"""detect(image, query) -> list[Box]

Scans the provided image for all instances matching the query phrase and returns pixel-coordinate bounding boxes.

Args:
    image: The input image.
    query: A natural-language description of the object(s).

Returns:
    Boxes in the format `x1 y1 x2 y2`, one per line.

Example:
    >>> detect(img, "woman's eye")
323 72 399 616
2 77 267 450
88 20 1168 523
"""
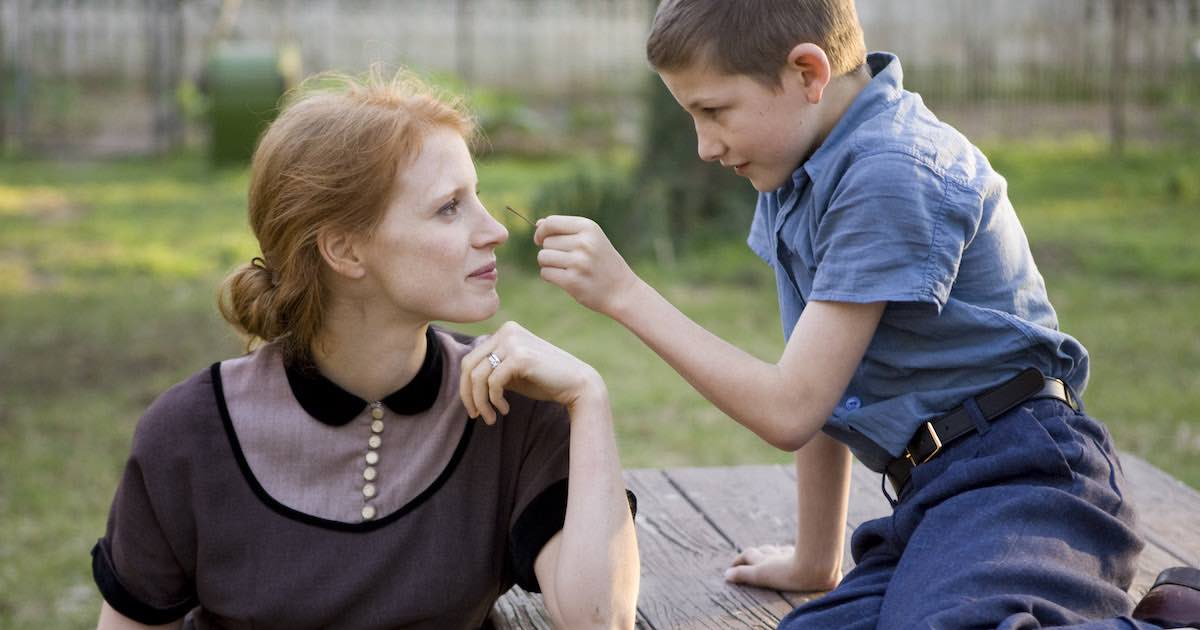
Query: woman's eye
437 199 460 216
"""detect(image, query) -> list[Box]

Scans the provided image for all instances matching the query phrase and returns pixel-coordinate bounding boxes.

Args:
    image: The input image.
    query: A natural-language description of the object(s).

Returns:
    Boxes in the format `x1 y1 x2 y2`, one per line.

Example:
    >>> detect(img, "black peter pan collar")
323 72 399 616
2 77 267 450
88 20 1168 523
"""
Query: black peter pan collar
284 327 444 426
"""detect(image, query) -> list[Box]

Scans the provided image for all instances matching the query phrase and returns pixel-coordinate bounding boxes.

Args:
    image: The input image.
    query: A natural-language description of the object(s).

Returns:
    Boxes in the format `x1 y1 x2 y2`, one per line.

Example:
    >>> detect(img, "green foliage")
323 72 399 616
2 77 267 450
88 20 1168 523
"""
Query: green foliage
507 163 642 266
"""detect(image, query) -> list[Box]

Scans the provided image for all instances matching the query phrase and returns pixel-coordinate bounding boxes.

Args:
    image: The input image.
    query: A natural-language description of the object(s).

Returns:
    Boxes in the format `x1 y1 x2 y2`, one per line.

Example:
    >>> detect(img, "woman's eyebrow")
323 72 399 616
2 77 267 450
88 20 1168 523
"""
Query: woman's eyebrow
428 182 471 206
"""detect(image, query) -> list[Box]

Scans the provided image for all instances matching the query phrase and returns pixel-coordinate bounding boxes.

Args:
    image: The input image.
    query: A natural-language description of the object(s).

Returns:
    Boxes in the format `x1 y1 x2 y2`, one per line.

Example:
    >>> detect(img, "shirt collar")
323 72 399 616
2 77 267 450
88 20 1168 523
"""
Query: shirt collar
284 327 444 426
795 51 905 184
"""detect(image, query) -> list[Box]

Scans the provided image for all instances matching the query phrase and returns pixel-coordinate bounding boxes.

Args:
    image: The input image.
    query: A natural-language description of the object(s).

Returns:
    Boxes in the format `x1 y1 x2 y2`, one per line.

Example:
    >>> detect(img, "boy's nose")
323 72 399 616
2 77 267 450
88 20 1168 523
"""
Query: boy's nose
696 129 724 162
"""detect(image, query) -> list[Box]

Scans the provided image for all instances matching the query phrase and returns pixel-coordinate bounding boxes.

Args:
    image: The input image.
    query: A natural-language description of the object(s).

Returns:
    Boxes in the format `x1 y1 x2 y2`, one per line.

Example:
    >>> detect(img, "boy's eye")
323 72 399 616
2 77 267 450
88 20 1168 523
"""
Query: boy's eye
701 106 721 117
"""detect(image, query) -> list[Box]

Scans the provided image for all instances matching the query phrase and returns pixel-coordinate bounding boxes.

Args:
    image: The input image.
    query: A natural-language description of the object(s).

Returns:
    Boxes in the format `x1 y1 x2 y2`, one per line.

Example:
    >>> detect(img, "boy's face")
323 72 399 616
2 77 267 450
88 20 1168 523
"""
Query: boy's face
659 62 823 193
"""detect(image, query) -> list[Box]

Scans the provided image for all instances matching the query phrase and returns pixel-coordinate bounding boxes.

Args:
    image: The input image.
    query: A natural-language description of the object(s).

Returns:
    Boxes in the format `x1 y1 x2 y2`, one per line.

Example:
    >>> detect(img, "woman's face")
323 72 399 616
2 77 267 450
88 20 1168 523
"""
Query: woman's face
357 126 508 325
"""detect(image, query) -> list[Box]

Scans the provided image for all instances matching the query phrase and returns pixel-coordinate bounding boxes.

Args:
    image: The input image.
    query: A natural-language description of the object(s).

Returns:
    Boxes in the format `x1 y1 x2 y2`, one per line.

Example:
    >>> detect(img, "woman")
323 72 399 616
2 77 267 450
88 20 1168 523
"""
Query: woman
92 70 639 629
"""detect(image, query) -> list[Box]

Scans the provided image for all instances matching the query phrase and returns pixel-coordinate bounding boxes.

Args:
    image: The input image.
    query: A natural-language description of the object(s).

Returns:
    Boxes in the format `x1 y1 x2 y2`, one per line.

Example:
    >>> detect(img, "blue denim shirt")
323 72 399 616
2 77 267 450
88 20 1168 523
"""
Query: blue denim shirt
748 53 1089 471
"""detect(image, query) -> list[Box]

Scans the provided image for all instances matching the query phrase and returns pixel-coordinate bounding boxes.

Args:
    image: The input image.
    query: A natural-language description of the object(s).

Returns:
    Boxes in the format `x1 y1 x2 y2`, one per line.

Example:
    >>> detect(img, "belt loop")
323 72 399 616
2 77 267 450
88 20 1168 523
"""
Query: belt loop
1065 382 1084 413
963 396 990 435
880 473 898 508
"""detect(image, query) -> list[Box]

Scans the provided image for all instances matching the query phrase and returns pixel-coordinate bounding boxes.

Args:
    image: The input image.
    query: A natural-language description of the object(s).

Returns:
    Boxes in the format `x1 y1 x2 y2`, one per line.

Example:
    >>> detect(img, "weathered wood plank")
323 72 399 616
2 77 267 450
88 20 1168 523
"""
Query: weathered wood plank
1120 453 1200 568
664 465 824 609
626 468 796 629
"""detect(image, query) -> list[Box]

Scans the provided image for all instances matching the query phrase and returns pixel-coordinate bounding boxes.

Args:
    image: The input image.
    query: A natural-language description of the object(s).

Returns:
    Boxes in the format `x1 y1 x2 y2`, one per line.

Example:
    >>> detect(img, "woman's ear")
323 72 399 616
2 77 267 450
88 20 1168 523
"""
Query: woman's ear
317 229 368 280
785 43 832 104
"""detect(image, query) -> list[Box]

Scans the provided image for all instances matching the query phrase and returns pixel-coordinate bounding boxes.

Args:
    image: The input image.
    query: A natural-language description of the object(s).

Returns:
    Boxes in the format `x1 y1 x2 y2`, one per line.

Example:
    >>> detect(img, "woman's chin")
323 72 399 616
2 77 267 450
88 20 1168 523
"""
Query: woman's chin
439 297 500 324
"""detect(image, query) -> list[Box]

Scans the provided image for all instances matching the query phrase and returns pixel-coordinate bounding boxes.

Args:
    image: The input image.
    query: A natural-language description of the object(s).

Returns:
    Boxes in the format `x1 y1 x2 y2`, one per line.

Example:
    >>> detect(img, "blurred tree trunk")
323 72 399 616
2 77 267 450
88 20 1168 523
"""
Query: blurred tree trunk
1110 0 1131 155
148 0 185 154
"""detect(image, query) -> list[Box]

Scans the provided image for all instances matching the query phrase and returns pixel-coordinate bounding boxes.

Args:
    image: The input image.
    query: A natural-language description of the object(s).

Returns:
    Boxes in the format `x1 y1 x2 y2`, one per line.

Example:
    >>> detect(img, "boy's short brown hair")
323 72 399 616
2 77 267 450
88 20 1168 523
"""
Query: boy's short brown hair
646 0 867 86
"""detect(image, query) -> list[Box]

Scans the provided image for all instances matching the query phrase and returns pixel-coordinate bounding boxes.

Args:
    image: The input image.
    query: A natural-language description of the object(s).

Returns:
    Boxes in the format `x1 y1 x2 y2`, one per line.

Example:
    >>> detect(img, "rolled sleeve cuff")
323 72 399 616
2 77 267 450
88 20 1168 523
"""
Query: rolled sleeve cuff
508 479 638 593
91 539 195 625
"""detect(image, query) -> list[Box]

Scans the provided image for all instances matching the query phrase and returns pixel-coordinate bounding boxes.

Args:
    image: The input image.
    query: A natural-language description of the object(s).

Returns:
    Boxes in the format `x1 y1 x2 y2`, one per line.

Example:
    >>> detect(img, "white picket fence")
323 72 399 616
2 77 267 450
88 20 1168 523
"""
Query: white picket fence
2 0 1198 155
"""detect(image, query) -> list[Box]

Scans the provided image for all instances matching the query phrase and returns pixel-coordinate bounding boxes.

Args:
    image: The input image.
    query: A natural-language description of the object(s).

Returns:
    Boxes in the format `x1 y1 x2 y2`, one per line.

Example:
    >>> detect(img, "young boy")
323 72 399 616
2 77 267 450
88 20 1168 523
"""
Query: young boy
523 0 1200 628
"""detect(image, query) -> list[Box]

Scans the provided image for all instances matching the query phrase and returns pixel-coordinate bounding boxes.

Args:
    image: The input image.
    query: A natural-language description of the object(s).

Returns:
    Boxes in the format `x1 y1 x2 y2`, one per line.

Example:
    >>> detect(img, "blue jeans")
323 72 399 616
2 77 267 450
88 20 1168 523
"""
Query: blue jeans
779 399 1161 629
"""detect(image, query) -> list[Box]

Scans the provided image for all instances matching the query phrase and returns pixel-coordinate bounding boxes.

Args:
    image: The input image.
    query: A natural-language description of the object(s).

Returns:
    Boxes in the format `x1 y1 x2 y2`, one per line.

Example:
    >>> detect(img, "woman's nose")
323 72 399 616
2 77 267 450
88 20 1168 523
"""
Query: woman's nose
475 205 509 248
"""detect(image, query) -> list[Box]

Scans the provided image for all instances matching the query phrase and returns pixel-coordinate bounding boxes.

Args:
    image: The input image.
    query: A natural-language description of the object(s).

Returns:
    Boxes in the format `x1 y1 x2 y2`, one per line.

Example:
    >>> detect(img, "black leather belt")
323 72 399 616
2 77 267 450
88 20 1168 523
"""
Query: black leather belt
884 368 1078 496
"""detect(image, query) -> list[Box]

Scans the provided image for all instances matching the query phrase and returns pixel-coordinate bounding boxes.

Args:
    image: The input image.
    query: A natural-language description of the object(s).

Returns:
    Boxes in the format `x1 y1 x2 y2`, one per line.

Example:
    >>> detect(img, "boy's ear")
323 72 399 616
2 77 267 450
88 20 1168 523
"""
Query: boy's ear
784 43 832 103
317 229 368 280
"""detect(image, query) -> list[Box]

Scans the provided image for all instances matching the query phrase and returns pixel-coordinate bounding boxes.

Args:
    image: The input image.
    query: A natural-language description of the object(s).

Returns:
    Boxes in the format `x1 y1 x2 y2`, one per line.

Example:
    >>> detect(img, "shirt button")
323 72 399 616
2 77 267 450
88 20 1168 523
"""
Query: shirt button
365 451 379 466
363 466 377 481
371 406 384 419
361 505 376 521
362 483 377 498
844 396 862 411
368 435 382 449
370 420 384 434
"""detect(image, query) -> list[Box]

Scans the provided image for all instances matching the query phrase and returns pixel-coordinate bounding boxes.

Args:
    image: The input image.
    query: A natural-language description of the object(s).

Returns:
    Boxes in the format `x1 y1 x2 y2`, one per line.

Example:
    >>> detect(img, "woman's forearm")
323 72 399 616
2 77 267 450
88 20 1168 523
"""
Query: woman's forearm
97 602 184 630
545 381 639 629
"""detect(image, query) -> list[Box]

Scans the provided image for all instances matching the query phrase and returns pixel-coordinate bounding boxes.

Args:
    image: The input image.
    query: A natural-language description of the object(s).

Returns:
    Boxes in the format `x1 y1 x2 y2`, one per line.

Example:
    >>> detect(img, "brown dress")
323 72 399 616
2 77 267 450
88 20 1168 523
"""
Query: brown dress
92 326 629 629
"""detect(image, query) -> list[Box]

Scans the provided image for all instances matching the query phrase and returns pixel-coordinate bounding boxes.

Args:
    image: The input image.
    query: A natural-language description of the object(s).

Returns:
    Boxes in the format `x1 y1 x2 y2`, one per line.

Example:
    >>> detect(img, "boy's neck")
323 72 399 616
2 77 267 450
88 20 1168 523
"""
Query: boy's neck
812 65 873 151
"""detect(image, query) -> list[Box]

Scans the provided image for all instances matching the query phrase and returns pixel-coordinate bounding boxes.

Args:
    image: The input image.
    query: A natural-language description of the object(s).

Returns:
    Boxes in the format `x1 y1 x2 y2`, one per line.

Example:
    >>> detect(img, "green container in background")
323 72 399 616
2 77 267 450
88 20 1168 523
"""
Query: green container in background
206 43 284 165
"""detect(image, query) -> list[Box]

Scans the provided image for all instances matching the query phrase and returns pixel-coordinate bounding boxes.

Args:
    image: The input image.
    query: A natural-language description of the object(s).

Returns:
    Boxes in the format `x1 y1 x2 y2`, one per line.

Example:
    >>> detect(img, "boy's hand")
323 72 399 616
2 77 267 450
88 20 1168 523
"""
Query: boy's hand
534 215 639 317
725 544 842 593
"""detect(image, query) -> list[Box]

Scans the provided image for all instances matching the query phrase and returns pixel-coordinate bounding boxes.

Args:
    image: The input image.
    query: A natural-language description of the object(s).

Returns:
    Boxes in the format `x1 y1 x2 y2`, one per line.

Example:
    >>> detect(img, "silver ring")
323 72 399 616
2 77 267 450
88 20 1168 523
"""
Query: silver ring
486 352 502 369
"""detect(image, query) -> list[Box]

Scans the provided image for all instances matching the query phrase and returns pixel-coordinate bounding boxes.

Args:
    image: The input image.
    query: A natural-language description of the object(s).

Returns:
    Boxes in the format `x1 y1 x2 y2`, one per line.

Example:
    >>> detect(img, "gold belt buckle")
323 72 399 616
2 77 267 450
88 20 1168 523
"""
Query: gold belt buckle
903 421 943 467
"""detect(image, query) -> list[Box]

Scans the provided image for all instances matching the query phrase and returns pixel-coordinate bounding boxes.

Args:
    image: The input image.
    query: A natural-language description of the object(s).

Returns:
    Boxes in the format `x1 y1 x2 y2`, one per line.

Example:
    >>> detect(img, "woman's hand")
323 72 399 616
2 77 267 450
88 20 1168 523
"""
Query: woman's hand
534 215 641 318
724 544 842 593
459 321 603 424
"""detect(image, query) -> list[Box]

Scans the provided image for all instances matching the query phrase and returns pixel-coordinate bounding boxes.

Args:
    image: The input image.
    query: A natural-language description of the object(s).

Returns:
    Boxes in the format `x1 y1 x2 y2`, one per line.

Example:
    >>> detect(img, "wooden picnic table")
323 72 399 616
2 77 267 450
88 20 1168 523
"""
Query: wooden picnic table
492 454 1200 629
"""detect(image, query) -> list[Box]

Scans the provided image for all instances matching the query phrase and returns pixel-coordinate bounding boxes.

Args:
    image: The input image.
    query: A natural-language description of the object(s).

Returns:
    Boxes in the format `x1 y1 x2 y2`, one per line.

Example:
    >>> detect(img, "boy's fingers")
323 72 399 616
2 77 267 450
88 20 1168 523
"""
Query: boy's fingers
539 233 584 253
724 564 759 584
537 248 575 270
737 547 766 566
535 215 595 240
539 266 575 291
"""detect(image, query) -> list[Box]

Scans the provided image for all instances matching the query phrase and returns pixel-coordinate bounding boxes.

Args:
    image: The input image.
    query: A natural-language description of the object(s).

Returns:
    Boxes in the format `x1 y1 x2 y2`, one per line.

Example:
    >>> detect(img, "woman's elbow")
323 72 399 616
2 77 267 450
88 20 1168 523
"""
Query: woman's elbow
556 604 636 630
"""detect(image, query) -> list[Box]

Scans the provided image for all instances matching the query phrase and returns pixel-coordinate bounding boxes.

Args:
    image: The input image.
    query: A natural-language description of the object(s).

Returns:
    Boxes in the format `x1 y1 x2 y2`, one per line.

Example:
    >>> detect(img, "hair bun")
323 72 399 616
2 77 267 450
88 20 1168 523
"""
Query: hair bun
219 258 284 345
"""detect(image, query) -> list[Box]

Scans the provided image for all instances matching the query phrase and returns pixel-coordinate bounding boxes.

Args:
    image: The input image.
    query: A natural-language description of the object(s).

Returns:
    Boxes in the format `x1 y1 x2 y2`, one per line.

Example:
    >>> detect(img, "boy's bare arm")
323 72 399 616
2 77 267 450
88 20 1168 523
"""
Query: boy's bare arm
534 215 884 451
727 434 851 591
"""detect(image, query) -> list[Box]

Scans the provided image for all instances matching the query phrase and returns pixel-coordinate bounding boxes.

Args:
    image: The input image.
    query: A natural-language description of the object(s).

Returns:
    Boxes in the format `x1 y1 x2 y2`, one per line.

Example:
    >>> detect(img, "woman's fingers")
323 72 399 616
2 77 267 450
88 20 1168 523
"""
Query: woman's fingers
459 335 495 419
486 357 514 416
469 356 498 424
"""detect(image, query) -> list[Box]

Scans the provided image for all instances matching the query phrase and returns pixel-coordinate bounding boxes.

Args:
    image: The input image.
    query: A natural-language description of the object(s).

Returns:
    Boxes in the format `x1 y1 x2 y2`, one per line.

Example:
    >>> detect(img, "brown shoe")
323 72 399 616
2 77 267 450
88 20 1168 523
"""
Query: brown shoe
1132 567 1200 628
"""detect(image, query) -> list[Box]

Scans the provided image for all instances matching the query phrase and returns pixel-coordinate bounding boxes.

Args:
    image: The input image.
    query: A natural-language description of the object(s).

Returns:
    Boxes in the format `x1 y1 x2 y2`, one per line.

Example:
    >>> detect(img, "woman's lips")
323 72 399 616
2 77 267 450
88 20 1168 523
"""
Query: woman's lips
469 262 497 280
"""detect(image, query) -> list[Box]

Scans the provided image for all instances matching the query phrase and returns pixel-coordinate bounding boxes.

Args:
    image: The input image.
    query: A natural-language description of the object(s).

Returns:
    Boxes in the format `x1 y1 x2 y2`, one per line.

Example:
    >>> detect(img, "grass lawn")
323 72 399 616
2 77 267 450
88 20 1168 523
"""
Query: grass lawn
1 142 1198 627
